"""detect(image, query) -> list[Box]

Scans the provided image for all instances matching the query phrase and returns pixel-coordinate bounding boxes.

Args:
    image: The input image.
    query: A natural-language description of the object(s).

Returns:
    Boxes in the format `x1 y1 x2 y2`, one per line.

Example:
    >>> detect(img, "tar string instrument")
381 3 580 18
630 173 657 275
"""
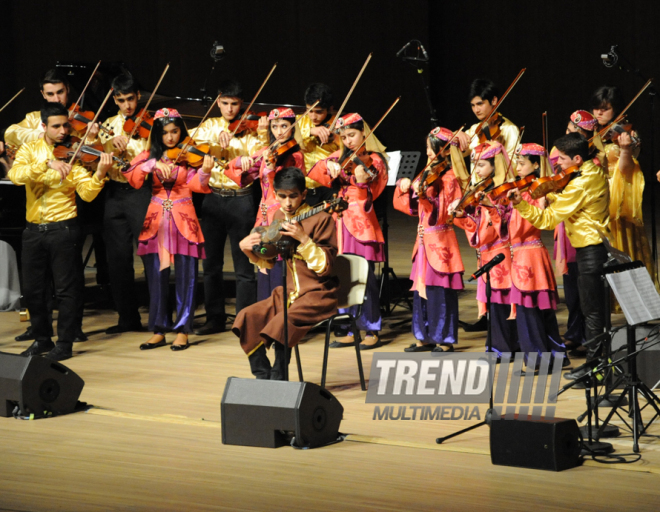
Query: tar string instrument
251 196 348 259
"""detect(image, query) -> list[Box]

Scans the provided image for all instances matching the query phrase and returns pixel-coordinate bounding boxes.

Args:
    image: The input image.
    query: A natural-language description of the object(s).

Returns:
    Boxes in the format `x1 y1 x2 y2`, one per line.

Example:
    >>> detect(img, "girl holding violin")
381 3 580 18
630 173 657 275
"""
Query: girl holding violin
591 86 656 287
450 141 519 357
123 108 213 352
505 143 567 370
224 107 305 301
307 113 389 350
393 127 466 353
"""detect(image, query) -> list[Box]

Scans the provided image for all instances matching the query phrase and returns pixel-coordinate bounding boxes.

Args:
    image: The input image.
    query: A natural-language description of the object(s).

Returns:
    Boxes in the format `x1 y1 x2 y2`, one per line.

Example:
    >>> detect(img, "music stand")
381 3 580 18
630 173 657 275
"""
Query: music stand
597 262 660 452
378 151 420 317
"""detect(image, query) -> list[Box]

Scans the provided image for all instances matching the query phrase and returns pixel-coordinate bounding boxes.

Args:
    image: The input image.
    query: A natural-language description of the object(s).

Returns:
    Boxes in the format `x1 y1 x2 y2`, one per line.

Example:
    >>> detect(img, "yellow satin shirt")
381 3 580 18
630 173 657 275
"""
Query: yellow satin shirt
99 113 150 182
514 160 610 248
297 114 340 189
190 117 268 190
4 110 94 150
8 138 106 223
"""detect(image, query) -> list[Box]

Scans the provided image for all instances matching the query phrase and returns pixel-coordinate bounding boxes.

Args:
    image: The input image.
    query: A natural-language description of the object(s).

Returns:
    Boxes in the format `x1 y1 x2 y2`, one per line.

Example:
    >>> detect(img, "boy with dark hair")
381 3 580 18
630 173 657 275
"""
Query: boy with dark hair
299 83 339 205
233 167 339 380
5 69 99 150
97 74 151 333
191 79 269 335
8 102 112 361
508 132 610 377
456 78 520 161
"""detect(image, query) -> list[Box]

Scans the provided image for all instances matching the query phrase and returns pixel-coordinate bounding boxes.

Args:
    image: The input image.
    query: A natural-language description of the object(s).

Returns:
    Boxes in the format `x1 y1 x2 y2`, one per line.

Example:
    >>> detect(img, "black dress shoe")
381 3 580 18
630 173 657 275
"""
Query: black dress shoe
193 321 226 336
170 342 190 351
74 330 88 342
564 367 589 380
139 339 167 350
459 316 488 332
44 343 73 362
15 326 36 342
20 340 55 356
105 323 143 335
432 344 455 354
404 343 434 352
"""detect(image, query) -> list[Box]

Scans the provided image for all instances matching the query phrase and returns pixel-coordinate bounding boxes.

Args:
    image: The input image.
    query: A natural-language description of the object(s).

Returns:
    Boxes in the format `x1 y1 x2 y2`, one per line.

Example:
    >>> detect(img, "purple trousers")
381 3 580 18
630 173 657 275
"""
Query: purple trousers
142 253 198 334
342 260 382 334
412 288 459 344
257 259 284 302
486 303 519 356
516 304 566 363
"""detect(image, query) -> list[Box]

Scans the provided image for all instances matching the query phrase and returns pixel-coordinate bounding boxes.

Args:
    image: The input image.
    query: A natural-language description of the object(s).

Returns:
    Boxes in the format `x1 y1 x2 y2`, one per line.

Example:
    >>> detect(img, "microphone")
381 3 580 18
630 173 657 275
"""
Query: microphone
468 253 505 282
419 43 429 62
396 41 412 58
252 243 268 255
601 45 618 68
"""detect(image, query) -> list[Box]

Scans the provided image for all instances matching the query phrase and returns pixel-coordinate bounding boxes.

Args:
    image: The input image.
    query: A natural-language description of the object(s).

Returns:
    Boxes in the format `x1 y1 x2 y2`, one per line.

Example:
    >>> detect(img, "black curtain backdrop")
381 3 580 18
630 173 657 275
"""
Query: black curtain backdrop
2 0 659 190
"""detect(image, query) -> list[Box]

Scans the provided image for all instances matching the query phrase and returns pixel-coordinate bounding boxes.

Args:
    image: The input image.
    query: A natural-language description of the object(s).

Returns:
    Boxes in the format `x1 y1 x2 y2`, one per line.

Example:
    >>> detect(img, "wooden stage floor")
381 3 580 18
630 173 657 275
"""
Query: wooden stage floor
1 206 660 511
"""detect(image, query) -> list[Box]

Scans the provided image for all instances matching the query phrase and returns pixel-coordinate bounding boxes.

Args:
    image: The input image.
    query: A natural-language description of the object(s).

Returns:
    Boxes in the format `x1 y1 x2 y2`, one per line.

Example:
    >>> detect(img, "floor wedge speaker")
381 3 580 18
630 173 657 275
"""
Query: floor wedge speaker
0 353 85 418
221 377 343 448
490 416 581 471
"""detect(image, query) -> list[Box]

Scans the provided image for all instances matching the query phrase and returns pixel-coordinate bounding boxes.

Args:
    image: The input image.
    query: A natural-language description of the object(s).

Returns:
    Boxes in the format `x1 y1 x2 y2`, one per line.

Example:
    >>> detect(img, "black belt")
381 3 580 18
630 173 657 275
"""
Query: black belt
210 186 252 197
26 218 79 232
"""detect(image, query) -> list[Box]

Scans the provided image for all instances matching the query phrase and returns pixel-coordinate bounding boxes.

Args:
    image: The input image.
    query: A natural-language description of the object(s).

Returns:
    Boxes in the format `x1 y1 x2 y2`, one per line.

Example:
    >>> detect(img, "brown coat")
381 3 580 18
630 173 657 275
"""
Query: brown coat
232 207 339 354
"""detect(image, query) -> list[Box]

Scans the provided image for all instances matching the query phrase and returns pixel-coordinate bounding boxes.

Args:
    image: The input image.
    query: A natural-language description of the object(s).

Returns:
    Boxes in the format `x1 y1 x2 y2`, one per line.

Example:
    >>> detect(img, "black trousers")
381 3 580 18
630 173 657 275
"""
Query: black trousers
575 244 608 349
21 219 83 344
103 180 151 326
201 192 257 322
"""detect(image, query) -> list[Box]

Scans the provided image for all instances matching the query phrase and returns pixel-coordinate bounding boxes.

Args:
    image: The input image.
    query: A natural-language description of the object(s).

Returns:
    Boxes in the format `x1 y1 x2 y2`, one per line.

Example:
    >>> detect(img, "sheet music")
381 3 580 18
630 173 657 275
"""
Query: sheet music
606 267 660 325
386 151 402 186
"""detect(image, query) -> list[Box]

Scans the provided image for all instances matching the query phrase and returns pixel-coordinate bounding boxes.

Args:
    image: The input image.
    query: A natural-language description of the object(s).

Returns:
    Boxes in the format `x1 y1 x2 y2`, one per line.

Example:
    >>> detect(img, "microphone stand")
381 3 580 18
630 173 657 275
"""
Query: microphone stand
398 41 439 128
603 46 658 274
436 267 496 443
279 241 293 382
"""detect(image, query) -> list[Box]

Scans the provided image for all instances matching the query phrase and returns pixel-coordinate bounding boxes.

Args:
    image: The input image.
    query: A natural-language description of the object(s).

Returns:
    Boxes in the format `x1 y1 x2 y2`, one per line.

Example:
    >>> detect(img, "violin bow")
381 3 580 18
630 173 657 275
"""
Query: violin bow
339 96 401 172
418 125 465 179
468 68 526 143
594 78 654 141
328 53 373 132
0 88 25 113
229 63 278 138
125 63 171 141
67 88 114 166
503 126 525 180
69 60 102 114
172 92 223 166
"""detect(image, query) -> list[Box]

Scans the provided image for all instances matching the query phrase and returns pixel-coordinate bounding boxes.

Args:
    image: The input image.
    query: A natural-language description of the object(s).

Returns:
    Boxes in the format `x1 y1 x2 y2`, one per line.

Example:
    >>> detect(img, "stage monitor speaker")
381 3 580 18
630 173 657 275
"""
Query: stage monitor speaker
0 352 85 418
221 377 343 448
490 417 581 471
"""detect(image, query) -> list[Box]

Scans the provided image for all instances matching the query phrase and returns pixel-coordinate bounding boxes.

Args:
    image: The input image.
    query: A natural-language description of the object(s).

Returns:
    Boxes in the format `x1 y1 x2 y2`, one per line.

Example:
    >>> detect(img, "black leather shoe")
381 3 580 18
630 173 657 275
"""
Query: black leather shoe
20 340 55 356
404 343 434 352
105 323 143 335
432 344 455 354
74 330 88 342
15 326 36 342
564 367 589 380
170 342 190 351
44 343 73 362
193 320 226 336
139 339 167 350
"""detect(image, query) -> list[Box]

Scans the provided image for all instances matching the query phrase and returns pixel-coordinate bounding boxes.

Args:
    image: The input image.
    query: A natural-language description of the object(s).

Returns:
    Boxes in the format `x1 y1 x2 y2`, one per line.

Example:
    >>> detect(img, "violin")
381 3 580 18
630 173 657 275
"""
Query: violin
526 165 580 199
69 105 114 136
251 196 348 259
604 118 641 148
311 114 338 145
477 112 504 144
418 160 449 199
165 137 223 168
123 109 154 139
228 111 267 134
490 174 536 203
340 148 377 180
452 177 494 215
265 139 299 166
53 136 129 167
